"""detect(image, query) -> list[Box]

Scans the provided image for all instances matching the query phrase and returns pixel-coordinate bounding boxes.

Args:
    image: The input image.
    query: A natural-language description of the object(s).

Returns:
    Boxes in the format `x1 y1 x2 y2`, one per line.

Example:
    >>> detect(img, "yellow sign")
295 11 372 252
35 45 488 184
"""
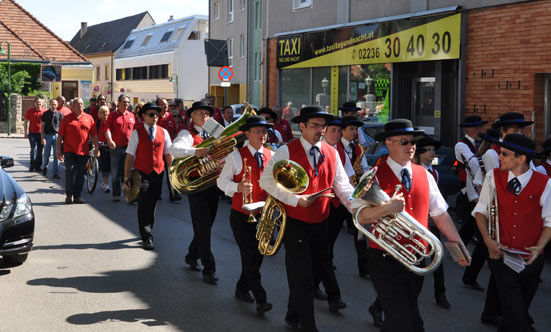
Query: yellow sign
434 110 441 118
330 66 339 115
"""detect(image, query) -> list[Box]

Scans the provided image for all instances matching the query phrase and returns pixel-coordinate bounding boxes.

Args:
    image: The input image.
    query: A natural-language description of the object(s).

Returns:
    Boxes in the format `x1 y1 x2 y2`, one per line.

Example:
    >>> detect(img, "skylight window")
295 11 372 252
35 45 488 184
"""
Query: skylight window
142 35 152 46
123 39 134 49
160 30 174 43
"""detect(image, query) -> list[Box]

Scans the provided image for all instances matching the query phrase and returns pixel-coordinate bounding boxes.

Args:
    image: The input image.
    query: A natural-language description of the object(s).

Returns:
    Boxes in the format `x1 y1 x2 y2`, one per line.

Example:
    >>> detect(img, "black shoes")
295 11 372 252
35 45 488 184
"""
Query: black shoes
435 293 451 309
42 167 47 176
235 290 254 303
143 238 154 251
65 195 73 204
464 281 485 292
359 271 371 279
285 317 304 331
185 257 201 272
314 286 327 300
73 197 85 204
368 304 383 328
202 273 218 285
169 194 182 202
256 302 273 314
53 174 61 179
328 298 347 313
481 313 501 326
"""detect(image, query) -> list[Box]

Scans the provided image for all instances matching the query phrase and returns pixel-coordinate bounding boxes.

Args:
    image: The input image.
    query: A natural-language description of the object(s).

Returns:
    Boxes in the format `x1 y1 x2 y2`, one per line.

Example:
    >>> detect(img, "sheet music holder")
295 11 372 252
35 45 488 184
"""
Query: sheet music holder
444 241 471 263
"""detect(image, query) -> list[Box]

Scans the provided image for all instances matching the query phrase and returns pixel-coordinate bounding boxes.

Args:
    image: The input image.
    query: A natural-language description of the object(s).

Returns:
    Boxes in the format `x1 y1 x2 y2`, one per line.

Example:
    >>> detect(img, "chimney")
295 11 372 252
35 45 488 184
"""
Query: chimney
80 22 88 39
168 15 174 21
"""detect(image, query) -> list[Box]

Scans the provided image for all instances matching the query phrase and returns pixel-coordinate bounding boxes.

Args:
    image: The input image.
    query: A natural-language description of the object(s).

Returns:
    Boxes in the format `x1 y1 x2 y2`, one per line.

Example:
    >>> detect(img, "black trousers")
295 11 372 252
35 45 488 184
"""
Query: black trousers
229 209 267 304
186 185 219 275
327 203 368 275
64 152 88 198
488 255 544 332
459 201 488 284
284 217 341 332
137 171 164 241
428 224 445 295
368 248 425 332
28 132 43 171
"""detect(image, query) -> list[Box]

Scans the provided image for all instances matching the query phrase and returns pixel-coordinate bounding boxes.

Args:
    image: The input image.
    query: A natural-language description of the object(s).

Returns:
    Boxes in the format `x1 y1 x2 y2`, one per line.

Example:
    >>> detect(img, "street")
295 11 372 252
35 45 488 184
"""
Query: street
1 137 550 332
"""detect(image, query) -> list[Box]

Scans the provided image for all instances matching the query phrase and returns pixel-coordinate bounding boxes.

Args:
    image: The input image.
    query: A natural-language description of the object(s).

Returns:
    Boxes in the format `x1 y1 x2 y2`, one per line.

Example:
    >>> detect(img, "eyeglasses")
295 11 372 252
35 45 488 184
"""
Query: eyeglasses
306 122 328 130
390 139 417 146
146 112 159 118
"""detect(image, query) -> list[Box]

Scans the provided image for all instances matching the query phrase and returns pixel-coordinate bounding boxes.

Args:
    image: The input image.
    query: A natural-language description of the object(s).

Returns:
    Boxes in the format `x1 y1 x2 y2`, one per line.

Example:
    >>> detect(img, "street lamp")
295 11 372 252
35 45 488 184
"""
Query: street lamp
170 74 179 99
321 77 329 94
0 41 11 136
365 75 373 95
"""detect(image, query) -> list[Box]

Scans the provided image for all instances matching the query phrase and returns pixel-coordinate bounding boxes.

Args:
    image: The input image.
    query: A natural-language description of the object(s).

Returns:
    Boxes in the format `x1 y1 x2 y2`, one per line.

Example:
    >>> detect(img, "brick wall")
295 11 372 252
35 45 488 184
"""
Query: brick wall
465 0 551 145
266 38 279 107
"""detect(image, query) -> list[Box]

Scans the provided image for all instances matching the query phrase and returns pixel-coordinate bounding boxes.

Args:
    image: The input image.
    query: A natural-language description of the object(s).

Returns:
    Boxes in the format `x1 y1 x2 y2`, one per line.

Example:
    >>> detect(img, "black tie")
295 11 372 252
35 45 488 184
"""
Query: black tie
401 168 412 192
201 130 210 139
507 177 521 195
350 141 356 161
254 151 264 169
149 126 155 141
310 146 321 176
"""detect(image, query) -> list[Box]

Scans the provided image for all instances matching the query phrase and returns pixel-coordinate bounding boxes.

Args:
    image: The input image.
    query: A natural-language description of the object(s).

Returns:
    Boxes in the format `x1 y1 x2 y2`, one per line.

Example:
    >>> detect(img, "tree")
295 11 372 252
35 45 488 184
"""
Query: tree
0 66 31 97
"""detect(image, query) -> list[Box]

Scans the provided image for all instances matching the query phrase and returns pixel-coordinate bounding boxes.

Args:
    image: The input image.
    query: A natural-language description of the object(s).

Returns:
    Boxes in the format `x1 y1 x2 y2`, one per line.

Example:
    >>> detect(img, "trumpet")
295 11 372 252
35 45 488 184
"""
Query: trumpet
488 179 500 242
349 168 444 276
242 158 256 223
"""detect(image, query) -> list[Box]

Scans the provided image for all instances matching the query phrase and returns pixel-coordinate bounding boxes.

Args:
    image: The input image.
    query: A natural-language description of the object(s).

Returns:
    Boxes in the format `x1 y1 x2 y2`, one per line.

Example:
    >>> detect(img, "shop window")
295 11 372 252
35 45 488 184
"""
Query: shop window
312 67 331 112
281 68 310 121
348 64 391 123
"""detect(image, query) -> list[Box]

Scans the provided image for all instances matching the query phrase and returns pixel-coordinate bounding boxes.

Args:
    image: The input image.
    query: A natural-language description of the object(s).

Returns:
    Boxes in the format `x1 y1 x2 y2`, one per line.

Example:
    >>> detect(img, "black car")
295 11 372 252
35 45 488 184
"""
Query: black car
0 156 34 265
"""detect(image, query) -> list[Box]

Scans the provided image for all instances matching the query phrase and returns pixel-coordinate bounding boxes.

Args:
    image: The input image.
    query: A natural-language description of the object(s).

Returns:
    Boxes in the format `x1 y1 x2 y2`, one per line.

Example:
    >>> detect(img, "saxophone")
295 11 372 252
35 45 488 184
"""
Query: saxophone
350 143 365 185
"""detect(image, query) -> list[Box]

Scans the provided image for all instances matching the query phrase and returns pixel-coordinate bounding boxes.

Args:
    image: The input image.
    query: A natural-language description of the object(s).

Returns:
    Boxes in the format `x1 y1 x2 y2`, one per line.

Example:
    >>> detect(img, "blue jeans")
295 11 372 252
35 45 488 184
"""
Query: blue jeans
110 146 127 196
42 134 59 175
28 133 43 171
64 152 88 198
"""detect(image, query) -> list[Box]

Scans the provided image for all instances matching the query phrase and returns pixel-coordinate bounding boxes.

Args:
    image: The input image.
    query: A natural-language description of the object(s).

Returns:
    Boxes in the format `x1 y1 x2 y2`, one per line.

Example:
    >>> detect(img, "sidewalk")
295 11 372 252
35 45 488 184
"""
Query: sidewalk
0 133 25 138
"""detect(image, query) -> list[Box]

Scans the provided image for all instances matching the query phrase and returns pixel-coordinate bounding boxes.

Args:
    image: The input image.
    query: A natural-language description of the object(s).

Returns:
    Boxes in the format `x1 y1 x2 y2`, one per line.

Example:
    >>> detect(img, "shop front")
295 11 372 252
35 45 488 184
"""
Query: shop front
272 10 463 146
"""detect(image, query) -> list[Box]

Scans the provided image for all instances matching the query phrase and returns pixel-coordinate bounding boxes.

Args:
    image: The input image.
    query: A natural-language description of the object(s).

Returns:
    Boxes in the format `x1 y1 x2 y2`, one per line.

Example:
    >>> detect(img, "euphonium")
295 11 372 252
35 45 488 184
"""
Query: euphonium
348 167 444 276
488 177 500 242
242 158 256 223
256 160 309 256
350 143 365 185
170 104 256 194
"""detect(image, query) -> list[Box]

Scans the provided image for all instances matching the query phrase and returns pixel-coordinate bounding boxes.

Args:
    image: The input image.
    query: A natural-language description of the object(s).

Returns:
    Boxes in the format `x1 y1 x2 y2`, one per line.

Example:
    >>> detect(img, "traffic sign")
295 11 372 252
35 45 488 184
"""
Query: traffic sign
218 66 233 81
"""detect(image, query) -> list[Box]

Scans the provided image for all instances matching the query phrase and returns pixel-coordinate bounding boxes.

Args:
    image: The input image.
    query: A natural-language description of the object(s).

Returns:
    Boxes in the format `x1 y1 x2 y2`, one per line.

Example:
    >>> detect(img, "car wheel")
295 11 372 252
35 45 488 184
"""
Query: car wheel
3 254 28 266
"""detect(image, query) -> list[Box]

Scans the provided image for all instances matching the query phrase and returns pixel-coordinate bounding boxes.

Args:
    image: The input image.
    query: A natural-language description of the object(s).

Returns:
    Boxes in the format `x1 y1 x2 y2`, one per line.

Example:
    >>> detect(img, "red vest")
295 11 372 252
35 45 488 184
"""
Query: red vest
370 161 430 251
542 162 551 177
189 129 204 146
333 143 349 208
494 169 546 252
456 137 478 183
231 147 272 215
134 125 166 175
285 140 336 223
337 140 361 164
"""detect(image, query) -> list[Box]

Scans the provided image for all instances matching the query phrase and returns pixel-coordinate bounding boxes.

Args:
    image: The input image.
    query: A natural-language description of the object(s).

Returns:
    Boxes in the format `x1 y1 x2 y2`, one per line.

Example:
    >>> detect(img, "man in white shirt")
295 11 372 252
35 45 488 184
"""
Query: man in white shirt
219 106 234 127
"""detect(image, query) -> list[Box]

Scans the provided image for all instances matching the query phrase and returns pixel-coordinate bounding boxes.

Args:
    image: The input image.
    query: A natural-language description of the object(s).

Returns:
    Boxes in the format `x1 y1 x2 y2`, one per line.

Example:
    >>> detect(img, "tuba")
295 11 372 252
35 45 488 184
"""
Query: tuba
350 144 365 185
255 160 309 256
170 104 256 194
348 167 444 276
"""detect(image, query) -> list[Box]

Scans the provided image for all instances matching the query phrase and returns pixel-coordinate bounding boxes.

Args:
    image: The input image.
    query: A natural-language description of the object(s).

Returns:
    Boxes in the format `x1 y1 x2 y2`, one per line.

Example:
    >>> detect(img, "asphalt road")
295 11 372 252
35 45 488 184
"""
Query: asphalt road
1 138 550 332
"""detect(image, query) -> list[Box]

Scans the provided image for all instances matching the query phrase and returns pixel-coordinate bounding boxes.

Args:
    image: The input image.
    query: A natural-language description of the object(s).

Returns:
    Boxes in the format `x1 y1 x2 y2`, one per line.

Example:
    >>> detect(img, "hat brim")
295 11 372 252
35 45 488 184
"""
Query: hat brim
482 134 499 143
459 121 488 128
258 109 278 121
238 122 274 132
496 140 535 157
417 141 442 151
343 120 364 128
493 120 534 128
291 112 335 124
339 107 361 112
375 129 425 142
139 105 162 115
187 105 215 117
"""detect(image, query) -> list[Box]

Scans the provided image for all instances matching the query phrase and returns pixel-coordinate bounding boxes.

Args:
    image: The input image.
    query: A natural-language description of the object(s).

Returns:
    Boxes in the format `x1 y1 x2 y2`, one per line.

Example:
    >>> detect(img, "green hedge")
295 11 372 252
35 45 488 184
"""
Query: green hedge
0 62 42 96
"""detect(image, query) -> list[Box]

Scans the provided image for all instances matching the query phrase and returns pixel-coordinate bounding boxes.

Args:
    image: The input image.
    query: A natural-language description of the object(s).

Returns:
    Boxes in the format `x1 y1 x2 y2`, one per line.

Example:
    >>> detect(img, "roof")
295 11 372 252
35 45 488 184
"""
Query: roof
115 15 207 59
0 0 88 63
69 12 153 55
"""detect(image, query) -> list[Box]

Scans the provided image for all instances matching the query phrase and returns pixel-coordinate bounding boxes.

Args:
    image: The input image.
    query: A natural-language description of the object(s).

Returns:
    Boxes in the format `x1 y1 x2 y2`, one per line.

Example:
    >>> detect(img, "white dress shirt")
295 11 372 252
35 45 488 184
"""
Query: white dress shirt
341 137 369 172
474 148 499 186
259 136 354 209
472 169 551 227
377 157 449 217
169 125 208 157
455 135 480 198
217 145 273 197
126 124 171 156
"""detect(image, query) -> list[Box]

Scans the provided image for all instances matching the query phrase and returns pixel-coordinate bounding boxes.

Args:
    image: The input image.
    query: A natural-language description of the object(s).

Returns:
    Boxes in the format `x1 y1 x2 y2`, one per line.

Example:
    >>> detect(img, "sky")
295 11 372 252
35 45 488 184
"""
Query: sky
19 0 209 41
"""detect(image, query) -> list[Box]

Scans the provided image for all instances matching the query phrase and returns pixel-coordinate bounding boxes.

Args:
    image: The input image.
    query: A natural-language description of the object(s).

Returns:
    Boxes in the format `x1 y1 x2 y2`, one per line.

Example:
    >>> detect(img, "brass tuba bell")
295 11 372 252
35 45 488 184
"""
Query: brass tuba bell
256 160 309 256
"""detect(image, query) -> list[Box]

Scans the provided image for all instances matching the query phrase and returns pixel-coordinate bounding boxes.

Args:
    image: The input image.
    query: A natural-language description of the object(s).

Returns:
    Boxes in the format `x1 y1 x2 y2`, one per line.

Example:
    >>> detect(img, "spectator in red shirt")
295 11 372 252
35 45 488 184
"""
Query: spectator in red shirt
156 97 181 202
281 101 294 121
24 98 46 172
207 95 223 123
56 98 100 204
97 105 111 193
104 94 136 201
272 105 294 142
56 96 72 117
84 97 98 121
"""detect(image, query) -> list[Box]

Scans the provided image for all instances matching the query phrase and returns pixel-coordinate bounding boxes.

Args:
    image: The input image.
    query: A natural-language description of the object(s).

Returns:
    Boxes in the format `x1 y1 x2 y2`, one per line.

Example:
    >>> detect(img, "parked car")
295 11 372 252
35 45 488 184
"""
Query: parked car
0 156 34 265
231 103 259 121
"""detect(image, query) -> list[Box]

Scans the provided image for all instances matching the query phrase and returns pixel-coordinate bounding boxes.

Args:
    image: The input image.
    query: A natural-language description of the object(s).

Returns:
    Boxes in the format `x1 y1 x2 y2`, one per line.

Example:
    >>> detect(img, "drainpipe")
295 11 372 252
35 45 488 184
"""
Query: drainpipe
263 0 269 107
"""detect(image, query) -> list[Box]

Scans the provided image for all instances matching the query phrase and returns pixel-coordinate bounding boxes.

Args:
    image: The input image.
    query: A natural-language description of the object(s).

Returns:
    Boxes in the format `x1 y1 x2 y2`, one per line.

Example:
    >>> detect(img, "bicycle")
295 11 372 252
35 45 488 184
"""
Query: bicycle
85 144 99 193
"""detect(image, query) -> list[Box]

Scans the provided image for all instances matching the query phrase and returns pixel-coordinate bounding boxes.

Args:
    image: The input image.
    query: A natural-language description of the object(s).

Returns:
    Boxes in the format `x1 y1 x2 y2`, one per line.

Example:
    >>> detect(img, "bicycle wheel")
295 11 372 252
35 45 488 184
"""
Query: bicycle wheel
87 157 99 193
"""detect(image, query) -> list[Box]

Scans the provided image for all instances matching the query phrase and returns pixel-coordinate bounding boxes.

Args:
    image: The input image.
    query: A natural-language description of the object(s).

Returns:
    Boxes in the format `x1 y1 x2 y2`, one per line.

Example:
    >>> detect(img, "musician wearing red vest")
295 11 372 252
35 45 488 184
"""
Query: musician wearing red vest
216 116 274 315
541 138 551 176
259 106 353 332
123 102 172 250
356 119 469 332
169 100 219 285
474 134 551 332
414 136 451 310
257 108 284 146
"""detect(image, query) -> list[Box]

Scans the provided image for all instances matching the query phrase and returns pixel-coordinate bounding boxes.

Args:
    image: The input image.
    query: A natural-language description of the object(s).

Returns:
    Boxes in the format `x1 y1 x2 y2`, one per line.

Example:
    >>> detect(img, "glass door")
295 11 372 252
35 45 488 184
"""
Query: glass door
412 77 438 139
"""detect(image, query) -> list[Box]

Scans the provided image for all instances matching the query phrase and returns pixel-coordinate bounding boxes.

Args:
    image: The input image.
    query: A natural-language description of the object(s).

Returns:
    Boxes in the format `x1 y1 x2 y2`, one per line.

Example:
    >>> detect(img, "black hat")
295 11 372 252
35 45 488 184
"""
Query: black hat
342 116 363 128
482 128 500 143
139 102 161 116
415 136 441 154
459 115 488 128
327 117 345 128
291 105 335 123
238 115 274 131
493 112 534 128
187 101 214 117
374 119 424 141
258 107 278 121
541 138 551 155
497 133 536 157
339 101 361 113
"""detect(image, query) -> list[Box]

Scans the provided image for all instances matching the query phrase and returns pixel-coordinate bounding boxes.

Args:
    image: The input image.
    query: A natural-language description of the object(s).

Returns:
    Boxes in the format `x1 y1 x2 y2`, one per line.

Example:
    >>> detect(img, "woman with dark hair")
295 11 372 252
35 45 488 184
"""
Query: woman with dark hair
97 105 111 193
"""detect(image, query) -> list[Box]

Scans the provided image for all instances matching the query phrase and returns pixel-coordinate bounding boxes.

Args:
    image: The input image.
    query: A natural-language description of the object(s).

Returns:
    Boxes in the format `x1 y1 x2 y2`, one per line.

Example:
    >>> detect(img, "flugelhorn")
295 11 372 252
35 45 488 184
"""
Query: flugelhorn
348 167 443 276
